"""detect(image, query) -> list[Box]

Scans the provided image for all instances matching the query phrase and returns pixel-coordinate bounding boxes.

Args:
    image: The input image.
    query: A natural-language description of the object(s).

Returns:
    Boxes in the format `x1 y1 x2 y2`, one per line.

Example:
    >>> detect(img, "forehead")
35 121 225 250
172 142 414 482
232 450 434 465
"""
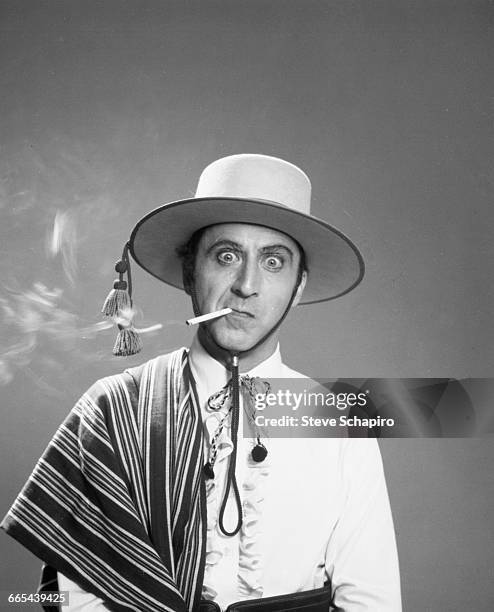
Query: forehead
198 223 300 252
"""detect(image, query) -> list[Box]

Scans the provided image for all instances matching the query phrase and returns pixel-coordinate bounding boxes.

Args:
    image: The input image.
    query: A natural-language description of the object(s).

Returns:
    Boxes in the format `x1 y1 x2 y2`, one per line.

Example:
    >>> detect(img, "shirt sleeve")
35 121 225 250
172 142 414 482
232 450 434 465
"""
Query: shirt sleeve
325 439 402 611
57 572 110 611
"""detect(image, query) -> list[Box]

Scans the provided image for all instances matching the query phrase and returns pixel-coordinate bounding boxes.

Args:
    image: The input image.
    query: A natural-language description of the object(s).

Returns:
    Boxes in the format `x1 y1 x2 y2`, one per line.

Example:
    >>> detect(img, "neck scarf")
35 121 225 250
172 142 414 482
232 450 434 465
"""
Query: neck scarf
1 349 206 612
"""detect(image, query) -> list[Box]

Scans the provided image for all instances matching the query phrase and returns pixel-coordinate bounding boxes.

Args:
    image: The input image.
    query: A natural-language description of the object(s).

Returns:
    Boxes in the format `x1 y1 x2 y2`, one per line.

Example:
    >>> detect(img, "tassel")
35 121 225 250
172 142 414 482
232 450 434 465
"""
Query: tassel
103 243 143 356
101 279 131 317
102 257 130 317
113 325 142 356
251 438 268 462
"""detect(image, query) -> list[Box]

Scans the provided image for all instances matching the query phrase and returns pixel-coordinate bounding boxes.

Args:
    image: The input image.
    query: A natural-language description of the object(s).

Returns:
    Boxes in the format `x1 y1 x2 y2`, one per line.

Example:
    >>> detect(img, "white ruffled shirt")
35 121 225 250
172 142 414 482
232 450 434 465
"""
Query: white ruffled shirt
59 338 402 611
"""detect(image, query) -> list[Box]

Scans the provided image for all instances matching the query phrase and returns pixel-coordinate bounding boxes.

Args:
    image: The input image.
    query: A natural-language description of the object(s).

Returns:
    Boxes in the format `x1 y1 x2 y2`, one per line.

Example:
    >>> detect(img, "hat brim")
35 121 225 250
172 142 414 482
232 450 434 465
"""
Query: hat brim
129 197 365 304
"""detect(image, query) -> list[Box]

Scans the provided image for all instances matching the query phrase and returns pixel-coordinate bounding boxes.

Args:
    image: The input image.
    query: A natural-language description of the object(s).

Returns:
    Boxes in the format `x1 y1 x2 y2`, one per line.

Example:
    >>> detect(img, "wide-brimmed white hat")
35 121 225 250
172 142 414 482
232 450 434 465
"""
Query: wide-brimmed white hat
129 154 364 304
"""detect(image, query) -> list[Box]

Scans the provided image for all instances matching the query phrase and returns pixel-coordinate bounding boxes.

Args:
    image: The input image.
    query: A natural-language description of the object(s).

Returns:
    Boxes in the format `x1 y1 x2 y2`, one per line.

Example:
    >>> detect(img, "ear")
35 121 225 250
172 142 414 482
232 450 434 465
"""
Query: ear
291 270 307 308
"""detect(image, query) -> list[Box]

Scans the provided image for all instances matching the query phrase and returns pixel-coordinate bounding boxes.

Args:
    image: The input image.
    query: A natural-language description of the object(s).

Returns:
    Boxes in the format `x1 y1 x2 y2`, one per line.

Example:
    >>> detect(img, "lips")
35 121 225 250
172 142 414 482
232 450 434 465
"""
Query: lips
228 307 255 319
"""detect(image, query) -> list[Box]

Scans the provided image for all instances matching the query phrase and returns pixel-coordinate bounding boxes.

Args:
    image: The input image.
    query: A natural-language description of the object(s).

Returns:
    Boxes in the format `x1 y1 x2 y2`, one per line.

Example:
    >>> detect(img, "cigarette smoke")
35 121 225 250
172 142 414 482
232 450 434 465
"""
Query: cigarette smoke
48 210 78 285
0 282 113 387
1 142 162 390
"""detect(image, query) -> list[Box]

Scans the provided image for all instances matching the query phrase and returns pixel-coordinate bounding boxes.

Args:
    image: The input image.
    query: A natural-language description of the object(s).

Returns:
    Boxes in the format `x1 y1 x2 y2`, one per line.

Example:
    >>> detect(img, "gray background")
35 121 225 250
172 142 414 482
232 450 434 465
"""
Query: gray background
1 1 493 610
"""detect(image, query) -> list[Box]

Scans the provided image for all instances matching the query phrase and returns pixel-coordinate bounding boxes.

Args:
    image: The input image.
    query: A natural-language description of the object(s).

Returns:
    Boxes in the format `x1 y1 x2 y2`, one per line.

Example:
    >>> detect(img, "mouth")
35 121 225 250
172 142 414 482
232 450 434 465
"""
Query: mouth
228 308 255 319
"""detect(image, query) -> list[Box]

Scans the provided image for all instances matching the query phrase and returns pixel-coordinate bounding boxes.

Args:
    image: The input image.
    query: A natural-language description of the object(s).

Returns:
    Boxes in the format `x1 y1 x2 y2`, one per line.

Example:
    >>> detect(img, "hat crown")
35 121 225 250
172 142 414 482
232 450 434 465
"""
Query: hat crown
129 153 364 304
195 154 311 214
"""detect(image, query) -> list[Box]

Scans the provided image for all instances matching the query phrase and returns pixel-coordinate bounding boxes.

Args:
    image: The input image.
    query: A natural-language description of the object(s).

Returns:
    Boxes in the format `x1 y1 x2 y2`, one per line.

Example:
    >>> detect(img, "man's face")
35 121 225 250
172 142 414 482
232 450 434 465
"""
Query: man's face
192 223 307 353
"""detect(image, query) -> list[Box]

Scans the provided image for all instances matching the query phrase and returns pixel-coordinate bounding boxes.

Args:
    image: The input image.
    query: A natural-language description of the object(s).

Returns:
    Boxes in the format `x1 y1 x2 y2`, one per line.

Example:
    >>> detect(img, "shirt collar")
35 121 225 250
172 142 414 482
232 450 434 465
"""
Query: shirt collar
188 334 283 399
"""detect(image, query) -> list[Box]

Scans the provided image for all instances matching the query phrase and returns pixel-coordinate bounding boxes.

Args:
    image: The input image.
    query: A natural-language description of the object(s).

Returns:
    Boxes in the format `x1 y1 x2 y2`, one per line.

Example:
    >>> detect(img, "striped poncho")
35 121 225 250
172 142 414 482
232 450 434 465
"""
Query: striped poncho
1 349 207 612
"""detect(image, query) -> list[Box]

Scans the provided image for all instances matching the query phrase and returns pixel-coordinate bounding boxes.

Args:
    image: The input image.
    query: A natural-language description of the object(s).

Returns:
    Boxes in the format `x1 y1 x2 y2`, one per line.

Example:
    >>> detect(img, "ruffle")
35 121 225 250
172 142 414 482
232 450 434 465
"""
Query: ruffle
202 373 273 603
201 415 271 602
202 476 221 600
202 413 233 601
237 442 270 599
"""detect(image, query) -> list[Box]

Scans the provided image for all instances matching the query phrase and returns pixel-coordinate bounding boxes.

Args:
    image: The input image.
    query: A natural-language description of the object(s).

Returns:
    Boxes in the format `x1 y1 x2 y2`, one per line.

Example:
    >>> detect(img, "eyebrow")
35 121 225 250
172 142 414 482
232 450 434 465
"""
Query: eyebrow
206 239 295 261
259 244 294 261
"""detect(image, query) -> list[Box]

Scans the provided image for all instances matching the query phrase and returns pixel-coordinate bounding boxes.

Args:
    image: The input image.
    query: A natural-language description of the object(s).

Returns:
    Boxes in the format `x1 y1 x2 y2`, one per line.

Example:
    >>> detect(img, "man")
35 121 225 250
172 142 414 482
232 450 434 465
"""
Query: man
2 155 401 611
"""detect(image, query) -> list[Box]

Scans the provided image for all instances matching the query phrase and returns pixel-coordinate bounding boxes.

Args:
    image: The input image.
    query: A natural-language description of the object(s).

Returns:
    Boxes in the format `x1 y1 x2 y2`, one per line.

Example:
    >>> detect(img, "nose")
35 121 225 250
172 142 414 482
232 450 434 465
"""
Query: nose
231 258 260 299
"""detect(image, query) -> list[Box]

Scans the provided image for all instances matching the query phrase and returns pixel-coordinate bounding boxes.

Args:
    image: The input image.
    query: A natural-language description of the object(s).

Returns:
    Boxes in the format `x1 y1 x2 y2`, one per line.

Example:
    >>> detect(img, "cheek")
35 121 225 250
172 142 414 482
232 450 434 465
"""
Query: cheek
193 265 233 303
263 282 295 314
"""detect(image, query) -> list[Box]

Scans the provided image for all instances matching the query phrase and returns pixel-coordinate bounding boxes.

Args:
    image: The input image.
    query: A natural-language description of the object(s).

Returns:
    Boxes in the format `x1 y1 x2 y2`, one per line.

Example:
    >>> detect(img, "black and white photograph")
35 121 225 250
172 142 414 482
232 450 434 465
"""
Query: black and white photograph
1 2 493 611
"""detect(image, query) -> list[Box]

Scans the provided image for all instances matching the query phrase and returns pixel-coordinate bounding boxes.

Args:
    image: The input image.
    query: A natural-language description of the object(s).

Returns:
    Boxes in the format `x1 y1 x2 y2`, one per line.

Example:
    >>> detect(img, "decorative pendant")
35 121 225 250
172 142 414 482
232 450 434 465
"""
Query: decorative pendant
251 440 268 463
203 462 215 480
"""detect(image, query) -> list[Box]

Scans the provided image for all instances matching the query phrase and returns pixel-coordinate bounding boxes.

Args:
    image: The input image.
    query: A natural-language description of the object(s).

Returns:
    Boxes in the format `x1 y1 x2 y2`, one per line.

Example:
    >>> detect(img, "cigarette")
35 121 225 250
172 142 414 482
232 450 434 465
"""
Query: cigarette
186 308 232 326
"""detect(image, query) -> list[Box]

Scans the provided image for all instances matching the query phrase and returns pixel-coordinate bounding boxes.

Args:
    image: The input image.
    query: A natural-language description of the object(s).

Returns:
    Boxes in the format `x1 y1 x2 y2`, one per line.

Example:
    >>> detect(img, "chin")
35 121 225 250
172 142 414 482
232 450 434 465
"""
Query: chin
211 329 261 353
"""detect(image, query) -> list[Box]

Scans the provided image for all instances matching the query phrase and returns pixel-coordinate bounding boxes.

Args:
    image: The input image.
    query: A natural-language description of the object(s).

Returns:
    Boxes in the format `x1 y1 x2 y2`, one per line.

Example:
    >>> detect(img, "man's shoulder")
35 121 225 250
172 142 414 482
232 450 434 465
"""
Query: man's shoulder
279 362 310 379
279 363 324 393
122 347 187 384
87 348 188 399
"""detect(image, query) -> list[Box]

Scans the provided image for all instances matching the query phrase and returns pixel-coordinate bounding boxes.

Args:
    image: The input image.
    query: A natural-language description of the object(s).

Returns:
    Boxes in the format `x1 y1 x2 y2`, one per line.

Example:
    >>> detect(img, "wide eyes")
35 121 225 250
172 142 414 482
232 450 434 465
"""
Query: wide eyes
263 255 284 271
217 250 240 265
216 250 284 271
